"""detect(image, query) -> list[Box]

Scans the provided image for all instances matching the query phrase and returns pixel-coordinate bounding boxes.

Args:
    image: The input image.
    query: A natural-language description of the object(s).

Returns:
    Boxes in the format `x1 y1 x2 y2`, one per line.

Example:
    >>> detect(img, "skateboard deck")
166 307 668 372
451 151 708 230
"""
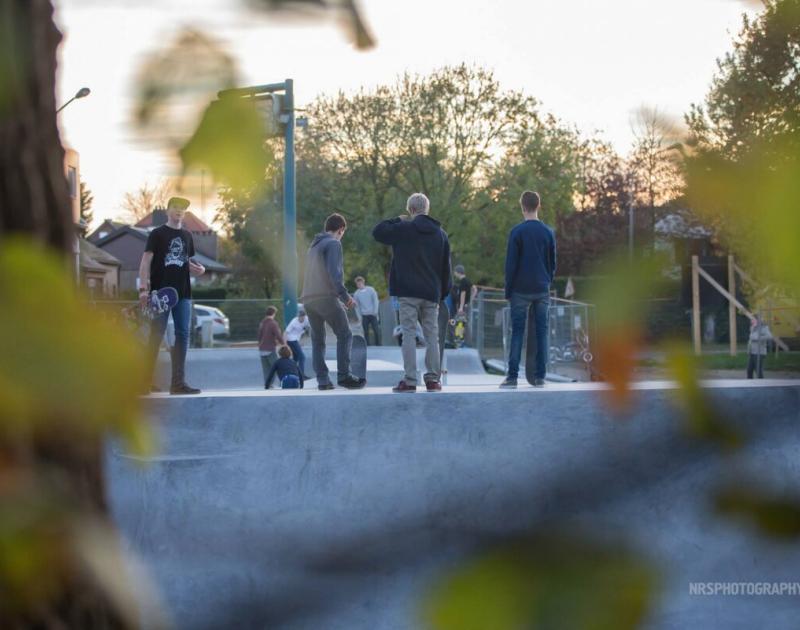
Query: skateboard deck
350 334 367 381
143 287 178 319
525 303 539 385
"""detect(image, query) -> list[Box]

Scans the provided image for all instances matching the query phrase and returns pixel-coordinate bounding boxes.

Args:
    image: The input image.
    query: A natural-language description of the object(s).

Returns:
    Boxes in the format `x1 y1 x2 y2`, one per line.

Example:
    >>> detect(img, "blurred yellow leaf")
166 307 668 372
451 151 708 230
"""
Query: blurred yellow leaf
424 535 659 630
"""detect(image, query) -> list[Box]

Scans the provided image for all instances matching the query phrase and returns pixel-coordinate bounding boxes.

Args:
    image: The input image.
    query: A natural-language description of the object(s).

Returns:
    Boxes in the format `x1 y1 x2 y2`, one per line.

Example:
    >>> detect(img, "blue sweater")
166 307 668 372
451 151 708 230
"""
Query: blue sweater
504 219 556 299
265 357 304 389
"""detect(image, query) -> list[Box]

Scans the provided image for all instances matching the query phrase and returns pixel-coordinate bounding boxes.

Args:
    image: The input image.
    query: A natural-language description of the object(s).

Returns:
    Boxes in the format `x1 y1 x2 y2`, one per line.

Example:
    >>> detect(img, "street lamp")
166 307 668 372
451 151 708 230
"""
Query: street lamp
56 87 91 113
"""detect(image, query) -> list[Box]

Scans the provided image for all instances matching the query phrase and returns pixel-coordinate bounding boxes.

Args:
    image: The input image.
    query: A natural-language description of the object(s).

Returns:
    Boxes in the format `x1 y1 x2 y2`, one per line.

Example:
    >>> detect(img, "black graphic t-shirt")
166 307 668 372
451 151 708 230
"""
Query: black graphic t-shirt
145 225 195 299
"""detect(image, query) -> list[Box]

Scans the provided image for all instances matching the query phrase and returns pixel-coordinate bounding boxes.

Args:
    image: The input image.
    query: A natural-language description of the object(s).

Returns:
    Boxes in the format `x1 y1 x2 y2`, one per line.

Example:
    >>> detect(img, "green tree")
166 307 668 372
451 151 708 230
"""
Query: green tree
295 65 541 290
475 116 583 284
686 0 800 158
79 179 94 226
685 0 800 294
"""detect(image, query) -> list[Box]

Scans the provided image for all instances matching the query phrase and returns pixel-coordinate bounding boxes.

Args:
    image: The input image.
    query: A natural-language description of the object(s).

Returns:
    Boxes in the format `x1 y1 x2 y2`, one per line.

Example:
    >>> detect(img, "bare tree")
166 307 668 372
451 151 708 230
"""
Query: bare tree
119 179 172 223
629 106 684 211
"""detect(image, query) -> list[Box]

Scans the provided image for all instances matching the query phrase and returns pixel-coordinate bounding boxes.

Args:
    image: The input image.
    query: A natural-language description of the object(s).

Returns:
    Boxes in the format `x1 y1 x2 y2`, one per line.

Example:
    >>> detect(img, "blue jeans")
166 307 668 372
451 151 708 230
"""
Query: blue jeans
287 340 306 376
507 293 549 380
149 298 192 387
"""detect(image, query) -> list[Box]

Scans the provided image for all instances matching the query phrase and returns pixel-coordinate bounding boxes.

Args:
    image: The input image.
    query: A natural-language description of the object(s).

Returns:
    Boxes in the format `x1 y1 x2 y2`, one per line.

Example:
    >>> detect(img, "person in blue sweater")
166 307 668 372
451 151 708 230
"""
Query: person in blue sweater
501 191 556 388
265 345 304 389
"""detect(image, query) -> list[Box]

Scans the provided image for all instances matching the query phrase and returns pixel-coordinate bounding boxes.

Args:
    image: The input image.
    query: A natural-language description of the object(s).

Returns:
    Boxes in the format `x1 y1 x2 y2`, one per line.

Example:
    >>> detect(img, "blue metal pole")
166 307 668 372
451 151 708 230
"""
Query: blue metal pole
282 79 298 323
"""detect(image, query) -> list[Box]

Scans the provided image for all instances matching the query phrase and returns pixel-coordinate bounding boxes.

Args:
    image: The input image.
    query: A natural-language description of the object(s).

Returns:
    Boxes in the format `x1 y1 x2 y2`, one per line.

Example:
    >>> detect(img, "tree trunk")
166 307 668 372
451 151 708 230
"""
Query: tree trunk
1 2 130 628
0 0 74 251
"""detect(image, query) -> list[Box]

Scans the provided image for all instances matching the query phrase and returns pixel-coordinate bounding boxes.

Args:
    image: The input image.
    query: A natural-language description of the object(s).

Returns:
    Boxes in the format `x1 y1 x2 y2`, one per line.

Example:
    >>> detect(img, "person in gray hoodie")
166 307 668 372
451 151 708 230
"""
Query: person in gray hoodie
301 213 365 390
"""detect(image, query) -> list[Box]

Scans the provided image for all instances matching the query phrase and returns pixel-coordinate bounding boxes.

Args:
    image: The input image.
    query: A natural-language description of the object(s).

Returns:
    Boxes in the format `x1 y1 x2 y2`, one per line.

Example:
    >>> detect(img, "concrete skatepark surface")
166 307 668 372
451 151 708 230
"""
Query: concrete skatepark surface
154 346 490 389
108 380 800 629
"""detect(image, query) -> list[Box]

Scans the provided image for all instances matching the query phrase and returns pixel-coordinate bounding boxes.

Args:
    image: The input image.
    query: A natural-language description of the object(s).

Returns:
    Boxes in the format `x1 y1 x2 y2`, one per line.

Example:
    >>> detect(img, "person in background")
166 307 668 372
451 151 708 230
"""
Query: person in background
258 306 285 388
265 345 304 389
747 315 773 379
284 308 312 379
354 276 382 345
451 264 473 317
373 192 452 393
300 213 365 390
138 196 205 395
501 190 556 389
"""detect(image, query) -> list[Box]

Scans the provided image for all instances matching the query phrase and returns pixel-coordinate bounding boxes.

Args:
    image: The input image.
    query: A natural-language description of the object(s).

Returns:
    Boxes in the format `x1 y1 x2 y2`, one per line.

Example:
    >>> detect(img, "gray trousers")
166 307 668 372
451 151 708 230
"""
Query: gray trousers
399 297 440 385
304 296 352 385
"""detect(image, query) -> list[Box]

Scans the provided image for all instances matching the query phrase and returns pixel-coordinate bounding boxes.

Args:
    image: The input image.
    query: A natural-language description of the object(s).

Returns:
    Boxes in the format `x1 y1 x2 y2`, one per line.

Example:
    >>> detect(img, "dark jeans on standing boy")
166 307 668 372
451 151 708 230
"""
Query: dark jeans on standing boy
507 292 549 380
148 298 192 388
304 296 352 386
362 314 381 345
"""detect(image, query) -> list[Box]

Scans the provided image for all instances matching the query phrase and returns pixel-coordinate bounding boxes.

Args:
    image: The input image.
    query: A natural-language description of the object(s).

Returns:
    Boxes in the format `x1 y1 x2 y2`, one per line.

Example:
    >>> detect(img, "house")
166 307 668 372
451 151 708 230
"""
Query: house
79 238 121 297
87 219 126 243
135 209 219 260
92 210 230 293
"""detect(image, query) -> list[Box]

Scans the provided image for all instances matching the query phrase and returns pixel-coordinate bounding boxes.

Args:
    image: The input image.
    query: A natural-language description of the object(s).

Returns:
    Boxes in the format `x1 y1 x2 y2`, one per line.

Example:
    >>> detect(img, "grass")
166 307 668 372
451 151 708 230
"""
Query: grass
638 351 800 372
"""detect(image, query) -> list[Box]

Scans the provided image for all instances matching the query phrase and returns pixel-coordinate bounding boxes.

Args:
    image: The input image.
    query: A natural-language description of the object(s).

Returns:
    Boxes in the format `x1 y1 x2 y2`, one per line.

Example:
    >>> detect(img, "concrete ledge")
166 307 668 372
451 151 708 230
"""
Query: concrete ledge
108 380 800 629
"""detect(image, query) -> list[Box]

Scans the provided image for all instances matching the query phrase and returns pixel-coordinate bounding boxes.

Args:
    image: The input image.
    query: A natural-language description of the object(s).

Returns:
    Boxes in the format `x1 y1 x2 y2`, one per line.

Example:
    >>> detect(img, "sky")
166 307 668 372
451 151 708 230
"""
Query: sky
54 0 758 228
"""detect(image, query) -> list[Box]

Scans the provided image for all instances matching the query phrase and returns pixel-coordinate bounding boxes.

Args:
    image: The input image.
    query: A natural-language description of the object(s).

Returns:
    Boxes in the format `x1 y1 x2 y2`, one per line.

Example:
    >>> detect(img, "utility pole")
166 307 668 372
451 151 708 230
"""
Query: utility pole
218 79 298 322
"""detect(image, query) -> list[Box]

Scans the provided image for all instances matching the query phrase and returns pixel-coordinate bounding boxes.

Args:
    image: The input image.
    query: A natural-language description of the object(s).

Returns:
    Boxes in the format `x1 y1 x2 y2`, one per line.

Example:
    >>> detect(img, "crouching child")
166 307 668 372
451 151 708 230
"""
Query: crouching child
265 345 304 389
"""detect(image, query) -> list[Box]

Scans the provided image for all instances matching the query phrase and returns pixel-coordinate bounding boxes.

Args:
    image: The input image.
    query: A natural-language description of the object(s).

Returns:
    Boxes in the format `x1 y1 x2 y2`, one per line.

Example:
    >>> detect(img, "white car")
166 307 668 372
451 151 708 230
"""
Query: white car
165 304 230 346
193 304 230 338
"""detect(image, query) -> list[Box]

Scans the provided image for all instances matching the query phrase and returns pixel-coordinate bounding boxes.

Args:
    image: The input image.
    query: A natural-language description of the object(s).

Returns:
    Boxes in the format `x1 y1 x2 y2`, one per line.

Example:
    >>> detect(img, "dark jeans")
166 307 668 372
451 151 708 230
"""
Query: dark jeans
507 292 549 380
149 298 192 387
287 340 306 376
304 296 352 385
362 314 381 346
747 353 765 379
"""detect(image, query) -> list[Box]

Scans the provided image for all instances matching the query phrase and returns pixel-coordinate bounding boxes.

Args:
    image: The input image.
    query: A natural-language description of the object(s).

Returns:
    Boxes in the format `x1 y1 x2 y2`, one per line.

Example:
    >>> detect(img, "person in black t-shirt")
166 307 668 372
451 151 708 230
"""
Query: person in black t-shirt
138 197 206 394
451 265 473 316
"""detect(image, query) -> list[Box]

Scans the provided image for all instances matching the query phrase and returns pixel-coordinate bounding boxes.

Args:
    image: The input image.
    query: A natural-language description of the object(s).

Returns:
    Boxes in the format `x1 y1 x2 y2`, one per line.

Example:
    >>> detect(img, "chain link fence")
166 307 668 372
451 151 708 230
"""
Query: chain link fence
472 289 597 379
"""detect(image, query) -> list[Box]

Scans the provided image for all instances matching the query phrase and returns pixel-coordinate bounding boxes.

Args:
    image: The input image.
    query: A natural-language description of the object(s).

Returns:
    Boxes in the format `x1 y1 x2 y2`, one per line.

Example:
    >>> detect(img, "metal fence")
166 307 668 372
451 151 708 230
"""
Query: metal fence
91 298 283 346
473 289 596 379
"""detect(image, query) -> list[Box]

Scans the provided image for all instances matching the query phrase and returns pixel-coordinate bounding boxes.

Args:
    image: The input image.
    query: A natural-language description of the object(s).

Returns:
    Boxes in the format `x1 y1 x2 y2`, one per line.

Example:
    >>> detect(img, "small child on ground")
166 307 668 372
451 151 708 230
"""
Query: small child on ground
265 345 304 389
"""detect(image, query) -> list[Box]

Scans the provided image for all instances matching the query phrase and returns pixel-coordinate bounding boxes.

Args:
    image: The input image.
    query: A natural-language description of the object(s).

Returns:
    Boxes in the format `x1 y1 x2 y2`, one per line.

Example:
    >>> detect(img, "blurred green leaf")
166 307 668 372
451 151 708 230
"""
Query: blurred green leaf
179 96 273 191
587 253 668 410
133 28 239 151
246 0 376 49
0 239 152 453
714 481 800 540
664 343 744 450
424 535 659 630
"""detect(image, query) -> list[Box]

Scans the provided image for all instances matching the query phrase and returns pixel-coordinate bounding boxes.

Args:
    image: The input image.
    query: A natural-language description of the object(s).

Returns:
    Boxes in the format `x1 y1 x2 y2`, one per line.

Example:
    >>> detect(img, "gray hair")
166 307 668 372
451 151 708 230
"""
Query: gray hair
406 193 430 216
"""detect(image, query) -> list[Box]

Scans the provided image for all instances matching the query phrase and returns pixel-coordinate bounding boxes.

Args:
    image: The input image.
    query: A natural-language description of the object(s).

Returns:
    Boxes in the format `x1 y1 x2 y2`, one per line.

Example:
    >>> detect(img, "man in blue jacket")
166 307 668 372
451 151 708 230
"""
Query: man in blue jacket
501 191 556 388
301 213 365 390
373 193 452 392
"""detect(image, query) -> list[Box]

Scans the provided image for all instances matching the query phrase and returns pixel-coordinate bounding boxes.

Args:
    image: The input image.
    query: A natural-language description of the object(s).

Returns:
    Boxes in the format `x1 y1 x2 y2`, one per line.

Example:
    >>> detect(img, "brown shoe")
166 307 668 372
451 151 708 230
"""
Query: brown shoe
392 380 417 393
425 380 442 392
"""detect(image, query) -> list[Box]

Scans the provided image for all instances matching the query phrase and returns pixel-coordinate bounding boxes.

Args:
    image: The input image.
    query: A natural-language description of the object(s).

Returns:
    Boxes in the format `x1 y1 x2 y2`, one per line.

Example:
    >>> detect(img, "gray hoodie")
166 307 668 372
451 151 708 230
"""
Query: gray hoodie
301 233 349 303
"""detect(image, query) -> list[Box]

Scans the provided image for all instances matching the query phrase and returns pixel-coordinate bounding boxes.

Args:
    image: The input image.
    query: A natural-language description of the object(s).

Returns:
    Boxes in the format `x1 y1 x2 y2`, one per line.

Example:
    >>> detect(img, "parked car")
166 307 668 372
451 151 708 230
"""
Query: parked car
165 304 230 346
194 304 230 338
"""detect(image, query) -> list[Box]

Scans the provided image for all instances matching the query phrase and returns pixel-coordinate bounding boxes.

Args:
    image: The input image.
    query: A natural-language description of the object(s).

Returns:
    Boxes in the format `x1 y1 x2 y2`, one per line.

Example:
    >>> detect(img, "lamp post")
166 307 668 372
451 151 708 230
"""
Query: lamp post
56 87 91 114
